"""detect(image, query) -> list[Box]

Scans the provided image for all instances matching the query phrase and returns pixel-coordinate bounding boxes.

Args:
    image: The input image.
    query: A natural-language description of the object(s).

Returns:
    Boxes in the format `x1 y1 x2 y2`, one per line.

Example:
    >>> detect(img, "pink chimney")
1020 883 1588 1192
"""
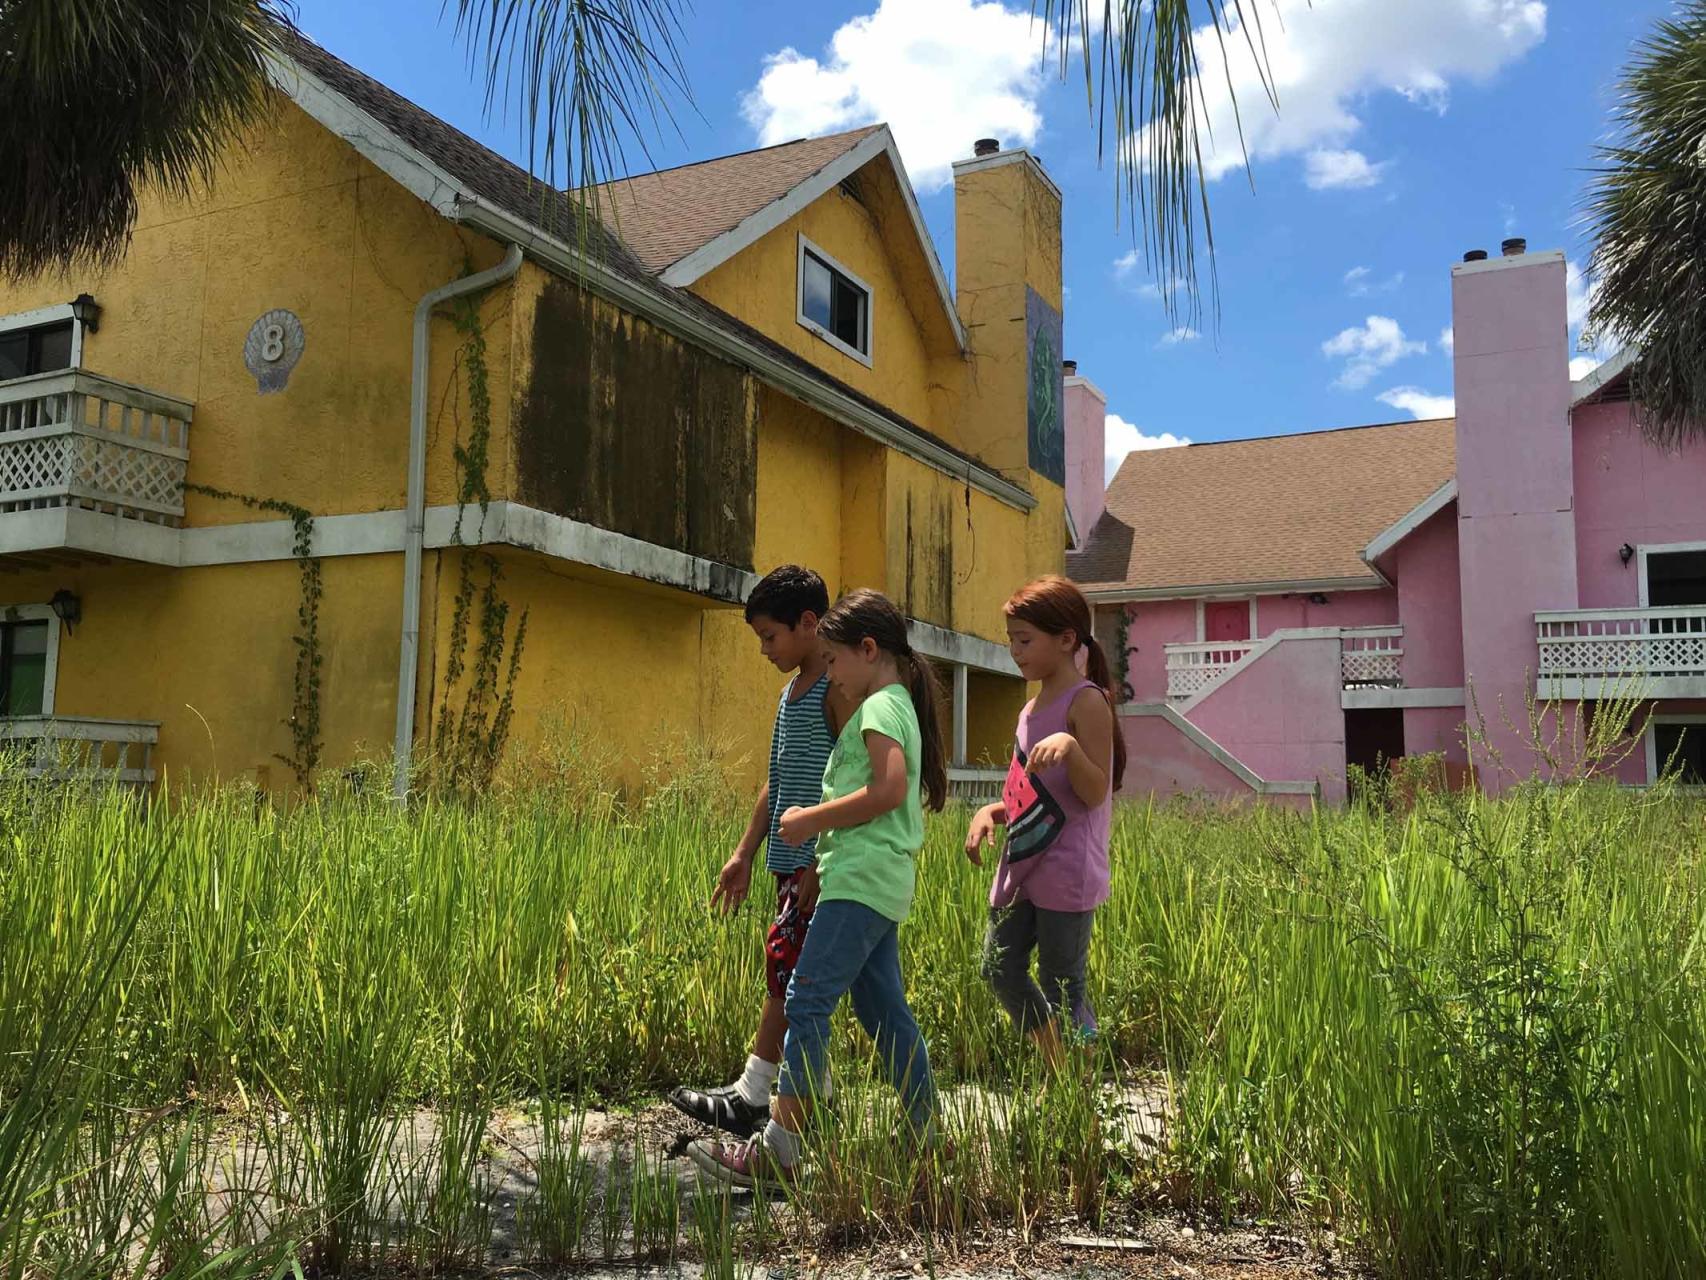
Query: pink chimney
1063 361 1107 544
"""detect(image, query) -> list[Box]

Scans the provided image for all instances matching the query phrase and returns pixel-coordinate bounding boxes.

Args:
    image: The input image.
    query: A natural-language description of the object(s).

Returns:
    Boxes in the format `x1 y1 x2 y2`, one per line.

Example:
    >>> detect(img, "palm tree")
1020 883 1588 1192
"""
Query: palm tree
1583 2 1706 448
3 0 1279 306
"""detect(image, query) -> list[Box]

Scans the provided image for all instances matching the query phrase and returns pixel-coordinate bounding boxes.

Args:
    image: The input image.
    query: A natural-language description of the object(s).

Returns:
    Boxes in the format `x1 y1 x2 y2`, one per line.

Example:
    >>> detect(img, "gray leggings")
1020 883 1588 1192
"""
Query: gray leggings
981 900 1097 1037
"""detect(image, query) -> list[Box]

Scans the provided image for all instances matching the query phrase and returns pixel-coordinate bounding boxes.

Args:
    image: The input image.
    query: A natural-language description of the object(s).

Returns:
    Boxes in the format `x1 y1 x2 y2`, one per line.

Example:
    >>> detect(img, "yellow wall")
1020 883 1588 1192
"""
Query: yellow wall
0 93 1065 795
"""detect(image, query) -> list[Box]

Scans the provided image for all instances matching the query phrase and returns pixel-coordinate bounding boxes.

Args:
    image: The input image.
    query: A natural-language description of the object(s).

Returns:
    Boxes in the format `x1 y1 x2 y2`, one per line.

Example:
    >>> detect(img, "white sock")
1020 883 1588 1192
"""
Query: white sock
734 1054 779 1107
762 1118 802 1167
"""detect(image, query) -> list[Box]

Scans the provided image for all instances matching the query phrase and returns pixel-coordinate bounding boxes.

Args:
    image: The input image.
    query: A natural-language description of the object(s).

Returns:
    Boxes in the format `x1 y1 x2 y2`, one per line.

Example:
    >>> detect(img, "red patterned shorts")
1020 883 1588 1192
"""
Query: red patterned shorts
764 869 814 1000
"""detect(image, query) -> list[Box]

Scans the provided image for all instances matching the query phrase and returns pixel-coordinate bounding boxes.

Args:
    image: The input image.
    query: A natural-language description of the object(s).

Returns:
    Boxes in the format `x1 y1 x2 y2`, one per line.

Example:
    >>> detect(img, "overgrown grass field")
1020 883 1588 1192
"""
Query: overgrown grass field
3 758 1704 1277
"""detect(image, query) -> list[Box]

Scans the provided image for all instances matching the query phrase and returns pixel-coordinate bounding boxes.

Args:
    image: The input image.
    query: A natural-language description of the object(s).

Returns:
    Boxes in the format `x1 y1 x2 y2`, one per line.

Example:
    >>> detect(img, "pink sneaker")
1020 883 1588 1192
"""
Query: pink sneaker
686 1136 799 1190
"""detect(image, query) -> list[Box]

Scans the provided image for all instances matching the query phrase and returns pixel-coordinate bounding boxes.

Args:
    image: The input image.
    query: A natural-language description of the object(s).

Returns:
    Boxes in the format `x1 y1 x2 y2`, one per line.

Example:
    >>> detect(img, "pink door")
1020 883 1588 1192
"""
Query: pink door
1205 601 1251 643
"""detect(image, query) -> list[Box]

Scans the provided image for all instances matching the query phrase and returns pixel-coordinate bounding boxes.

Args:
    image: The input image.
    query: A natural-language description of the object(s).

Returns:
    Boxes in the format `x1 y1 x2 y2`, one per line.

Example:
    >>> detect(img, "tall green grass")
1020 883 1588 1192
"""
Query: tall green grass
1 752 1703 1276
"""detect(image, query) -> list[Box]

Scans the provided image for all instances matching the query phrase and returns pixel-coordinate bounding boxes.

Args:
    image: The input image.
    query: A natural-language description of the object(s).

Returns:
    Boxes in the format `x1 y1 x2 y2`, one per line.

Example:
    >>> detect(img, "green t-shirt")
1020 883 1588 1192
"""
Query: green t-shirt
814 683 924 923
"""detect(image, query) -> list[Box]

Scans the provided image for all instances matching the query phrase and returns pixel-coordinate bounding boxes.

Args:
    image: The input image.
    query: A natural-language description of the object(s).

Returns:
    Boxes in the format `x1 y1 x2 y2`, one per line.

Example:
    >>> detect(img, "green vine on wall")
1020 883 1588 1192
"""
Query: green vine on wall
184 483 323 786
1115 605 1134 704
428 280 529 796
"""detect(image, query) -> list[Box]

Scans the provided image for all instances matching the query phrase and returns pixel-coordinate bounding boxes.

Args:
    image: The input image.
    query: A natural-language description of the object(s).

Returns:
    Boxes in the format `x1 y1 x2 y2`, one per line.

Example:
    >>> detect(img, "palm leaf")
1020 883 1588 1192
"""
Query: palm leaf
1583 2 1706 447
0 0 293 281
1035 1 1284 330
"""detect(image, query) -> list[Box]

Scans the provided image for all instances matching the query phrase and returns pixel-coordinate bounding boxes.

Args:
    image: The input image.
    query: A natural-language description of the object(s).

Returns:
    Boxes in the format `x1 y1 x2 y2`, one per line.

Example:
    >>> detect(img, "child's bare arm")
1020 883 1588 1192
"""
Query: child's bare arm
964 800 1006 865
778 731 905 843
1026 690 1114 807
711 782 769 913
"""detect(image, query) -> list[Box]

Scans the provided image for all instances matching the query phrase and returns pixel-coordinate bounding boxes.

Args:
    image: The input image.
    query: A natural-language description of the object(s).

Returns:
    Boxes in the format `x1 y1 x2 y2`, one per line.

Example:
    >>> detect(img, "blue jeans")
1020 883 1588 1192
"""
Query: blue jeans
779 898 936 1137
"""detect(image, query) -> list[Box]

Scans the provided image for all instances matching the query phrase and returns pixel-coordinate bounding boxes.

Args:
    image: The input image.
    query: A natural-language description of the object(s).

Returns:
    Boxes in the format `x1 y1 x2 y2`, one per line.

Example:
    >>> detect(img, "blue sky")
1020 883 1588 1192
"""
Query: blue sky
293 0 1668 479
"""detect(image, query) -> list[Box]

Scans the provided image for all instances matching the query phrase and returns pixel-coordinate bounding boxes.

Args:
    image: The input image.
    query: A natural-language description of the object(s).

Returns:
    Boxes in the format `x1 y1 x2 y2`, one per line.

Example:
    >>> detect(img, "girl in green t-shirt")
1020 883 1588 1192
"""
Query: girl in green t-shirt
689 589 947 1188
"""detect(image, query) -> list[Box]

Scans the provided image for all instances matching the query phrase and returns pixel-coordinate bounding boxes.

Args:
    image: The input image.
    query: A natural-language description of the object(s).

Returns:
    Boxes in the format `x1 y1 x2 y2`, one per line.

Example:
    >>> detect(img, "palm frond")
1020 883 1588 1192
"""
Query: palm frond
444 0 694 250
1584 1 1706 448
0 0 293 282
1036 1 1284 331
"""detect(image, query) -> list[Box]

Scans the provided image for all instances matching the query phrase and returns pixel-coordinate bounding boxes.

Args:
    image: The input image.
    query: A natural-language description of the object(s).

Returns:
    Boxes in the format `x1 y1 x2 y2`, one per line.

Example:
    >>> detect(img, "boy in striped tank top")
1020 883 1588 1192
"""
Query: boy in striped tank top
668 565 849 1137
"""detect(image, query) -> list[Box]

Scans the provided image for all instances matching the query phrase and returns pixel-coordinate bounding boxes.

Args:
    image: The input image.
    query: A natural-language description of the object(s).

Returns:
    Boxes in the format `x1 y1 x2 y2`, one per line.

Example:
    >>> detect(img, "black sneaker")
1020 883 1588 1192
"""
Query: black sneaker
666 1084 771 1138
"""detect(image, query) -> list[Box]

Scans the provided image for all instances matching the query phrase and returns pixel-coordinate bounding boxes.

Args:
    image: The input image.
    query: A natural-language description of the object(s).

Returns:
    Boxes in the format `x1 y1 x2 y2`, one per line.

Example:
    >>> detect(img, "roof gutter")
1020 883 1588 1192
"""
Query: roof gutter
394 242 524 803
450 195 1037 513
1081 575 1387 604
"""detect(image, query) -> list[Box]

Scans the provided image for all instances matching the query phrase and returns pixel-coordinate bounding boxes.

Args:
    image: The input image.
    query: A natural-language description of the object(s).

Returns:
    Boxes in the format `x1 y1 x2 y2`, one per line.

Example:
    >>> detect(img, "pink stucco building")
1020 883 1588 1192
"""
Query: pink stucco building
1068 243 1706 802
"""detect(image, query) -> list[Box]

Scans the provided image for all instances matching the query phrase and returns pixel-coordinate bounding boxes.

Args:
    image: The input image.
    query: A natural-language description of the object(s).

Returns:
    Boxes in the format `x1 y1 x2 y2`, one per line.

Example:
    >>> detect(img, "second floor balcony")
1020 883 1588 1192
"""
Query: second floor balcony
0 370 191 559
1536 606 1706 701
1164 625 1405 704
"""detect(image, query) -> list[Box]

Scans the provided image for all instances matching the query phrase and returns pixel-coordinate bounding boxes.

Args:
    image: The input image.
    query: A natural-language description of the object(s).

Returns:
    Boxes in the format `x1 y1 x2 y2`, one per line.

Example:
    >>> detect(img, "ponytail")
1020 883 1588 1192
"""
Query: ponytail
903 651 949 812
1004 574 1127 792
1081 634 1128 791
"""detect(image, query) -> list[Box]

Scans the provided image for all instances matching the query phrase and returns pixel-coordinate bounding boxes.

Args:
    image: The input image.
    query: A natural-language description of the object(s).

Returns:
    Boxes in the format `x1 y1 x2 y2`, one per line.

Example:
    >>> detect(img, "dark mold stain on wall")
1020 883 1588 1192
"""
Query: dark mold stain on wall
902 484 954 631
516 281 758 572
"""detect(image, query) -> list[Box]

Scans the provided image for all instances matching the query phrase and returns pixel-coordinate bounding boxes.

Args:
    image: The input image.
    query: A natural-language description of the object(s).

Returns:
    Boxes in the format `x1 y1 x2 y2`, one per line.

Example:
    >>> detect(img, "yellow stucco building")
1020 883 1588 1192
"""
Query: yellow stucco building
0 34 1068 796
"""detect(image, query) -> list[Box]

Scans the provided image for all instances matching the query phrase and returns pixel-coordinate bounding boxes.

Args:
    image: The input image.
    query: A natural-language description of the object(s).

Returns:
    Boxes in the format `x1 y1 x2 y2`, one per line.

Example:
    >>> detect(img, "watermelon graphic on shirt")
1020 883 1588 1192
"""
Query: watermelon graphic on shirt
1002 743 1067 863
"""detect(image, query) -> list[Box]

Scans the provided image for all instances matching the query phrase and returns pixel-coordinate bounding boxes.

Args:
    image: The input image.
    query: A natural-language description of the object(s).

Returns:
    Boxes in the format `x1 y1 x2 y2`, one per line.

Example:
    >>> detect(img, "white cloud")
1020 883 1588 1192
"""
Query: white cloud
1345 265 1404 296
1322 315 1426 389
1158 326 1201 346
1105 413 1189 483
1569 355 1601 381
1138 1 1546 189
1565 259 1595 330
743 0 1050 192
1439 325 1455 356
1378 386 1455 419
1113 249 1140 279
1305 148 1385 189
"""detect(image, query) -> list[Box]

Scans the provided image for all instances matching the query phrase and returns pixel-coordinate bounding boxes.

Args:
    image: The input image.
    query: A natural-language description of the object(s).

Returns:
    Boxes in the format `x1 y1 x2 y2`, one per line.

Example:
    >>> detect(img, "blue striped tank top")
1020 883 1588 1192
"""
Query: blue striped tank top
765 672 835 874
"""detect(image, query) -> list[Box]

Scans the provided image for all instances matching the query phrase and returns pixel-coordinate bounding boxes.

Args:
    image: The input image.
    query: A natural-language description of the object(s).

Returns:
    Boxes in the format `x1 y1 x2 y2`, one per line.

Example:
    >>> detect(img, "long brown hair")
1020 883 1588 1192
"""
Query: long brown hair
1003 575 1127 790
818 589 948 812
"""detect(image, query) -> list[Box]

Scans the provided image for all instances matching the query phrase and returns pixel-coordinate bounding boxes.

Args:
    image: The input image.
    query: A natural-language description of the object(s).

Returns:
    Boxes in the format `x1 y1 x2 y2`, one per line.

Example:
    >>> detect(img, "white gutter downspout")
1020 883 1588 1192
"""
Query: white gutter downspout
393 243 524 802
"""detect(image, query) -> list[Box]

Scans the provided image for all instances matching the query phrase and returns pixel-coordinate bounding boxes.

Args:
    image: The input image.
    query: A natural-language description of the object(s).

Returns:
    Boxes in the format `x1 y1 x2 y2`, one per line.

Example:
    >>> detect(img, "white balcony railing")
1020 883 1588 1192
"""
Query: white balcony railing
0 717 159 787
1164 641 1258 701
947 766 1005 803
1165 626 1406 704
1536 606 1706 699
1341 626 1405 687
0 371 191 526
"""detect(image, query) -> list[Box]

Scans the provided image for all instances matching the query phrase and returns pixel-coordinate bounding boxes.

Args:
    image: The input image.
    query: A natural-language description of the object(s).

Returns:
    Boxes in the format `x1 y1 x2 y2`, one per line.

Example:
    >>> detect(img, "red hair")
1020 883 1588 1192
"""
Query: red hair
1003 575 1127 790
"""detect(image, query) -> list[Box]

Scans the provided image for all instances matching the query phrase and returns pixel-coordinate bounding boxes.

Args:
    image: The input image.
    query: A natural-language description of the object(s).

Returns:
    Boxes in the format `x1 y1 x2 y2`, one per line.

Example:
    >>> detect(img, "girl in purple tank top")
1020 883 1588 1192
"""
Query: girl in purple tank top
965 576 1126 1067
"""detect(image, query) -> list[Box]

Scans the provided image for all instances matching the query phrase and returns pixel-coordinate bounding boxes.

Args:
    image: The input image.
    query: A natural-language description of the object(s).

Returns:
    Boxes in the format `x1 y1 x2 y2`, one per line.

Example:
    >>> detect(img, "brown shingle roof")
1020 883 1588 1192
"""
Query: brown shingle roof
1068 417 1456 593
591 127 883 274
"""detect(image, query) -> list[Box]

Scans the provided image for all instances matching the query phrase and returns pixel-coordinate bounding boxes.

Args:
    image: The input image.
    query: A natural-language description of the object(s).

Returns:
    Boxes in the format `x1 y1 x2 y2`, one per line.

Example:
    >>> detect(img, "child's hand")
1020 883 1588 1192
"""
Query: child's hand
779 805 817 846
797 864 821 913
1026 732 1079 774
964 805 999 866
710 851 752 915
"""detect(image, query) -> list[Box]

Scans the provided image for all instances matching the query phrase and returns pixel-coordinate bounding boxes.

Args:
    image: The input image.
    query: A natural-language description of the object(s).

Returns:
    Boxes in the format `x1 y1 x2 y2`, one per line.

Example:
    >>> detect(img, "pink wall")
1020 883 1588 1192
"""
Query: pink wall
1064 377 1107 544
1256 588 1397 635
1573 400 1706 608
1123 598 1196 704
1394 506 1464 689
1185 634 1349 803
1453 252 1577 790
1120 714 1314 810
1403 706 1467 764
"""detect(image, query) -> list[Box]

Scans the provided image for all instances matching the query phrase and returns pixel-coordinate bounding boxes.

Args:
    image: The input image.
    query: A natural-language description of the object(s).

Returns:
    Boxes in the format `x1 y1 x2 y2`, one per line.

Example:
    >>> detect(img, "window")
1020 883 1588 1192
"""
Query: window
1653 721 1706 786
0 321 73 382
1646 550 1706 608
0 620 49 716
797 236 871 365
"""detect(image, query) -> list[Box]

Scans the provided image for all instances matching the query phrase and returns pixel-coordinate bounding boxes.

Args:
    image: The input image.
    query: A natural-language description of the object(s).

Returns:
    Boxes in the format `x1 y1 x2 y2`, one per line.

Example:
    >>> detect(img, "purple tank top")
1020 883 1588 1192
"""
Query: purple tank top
989 679 1113 913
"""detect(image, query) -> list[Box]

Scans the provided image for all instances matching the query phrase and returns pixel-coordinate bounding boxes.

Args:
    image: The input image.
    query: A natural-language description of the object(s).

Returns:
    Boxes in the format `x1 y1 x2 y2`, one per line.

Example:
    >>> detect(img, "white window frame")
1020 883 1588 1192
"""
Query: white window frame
796 234 873 368
1636 540 1706 607
1645 713 1706 787
0 303 86 373
0 604 62 717
1194 597 1259 642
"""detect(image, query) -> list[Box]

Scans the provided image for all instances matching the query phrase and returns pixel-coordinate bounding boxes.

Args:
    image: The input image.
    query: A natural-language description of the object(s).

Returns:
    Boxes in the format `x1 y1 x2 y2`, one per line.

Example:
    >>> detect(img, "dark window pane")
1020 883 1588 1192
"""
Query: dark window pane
0 333 26 381
829 274 865 351
1648 551 1706 609
801 254 833 332
1 621 47 717
32 323 72 374
1655 723 1706 785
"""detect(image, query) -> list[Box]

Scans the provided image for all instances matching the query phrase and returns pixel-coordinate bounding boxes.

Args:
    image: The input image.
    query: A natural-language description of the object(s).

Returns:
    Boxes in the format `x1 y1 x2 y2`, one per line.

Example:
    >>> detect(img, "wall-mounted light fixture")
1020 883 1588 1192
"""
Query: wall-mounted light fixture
50 589 81 635
69 294 101 334
1307 592 1329 606
1619 542 1636 566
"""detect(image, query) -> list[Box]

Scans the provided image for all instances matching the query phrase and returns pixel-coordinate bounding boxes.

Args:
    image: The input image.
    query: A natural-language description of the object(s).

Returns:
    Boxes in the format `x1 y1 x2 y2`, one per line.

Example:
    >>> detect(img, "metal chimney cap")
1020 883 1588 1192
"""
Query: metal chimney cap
973 138 1001 157
1463 249 1489 262
1062 358 1078 375
1501 236 1527 257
